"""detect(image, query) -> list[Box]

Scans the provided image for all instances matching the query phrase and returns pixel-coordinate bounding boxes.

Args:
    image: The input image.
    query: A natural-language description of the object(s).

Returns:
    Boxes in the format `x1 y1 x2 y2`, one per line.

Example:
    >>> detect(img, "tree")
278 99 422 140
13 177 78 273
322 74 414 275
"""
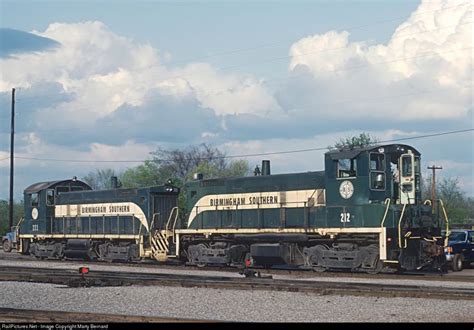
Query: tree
332 132 379 150
437 177 469 224
82 168 120 190
119 143 250 188
0 200 24 236
120 161 166 188
421 175 472 225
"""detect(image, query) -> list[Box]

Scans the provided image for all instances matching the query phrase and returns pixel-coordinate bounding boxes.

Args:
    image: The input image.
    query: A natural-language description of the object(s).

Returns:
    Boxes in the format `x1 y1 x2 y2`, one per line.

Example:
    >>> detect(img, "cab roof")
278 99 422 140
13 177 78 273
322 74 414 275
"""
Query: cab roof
325 144 420 160
24 179 92 194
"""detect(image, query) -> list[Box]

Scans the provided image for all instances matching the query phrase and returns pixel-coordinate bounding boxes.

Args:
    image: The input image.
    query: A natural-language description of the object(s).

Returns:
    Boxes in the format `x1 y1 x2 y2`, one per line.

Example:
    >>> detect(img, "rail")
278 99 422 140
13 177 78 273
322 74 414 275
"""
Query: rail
0 265 472 301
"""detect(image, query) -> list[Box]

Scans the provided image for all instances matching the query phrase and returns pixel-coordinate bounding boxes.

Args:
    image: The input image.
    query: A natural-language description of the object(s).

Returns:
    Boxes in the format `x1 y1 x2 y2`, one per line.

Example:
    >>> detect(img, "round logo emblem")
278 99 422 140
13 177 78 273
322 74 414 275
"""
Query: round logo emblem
31 207 38 220
339 180 354 199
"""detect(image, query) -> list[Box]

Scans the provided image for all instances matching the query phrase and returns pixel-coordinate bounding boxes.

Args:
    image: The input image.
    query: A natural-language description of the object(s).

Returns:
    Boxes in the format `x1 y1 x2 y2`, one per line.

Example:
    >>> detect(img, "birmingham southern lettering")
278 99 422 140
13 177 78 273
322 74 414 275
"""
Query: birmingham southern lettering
81 205 131 214
209 195 278 206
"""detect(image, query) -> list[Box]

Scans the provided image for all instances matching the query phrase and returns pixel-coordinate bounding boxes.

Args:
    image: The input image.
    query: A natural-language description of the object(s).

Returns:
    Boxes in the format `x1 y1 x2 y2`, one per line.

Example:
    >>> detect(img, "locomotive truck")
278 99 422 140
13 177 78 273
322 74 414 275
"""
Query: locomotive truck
7 143 448 273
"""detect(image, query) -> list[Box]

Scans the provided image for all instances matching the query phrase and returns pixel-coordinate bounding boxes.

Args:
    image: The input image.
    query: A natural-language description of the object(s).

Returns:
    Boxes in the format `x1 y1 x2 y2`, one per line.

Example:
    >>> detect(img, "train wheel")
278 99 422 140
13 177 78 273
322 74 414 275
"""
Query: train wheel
3 240 11 253
452 254 464 272
312 265 326 273
308 245 328 273
366 258 383 274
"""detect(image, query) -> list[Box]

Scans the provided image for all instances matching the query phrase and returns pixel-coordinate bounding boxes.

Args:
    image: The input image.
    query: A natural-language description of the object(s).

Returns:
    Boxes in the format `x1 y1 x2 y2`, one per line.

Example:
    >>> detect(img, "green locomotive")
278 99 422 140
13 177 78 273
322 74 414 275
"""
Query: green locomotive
10 143 447 272
179 143 446 272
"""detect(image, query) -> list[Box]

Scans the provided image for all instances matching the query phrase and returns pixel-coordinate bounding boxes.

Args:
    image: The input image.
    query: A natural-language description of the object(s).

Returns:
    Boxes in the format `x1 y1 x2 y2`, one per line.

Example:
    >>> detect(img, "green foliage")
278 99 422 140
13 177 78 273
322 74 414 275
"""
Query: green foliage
438 177 470 224
187 159 249 181
0 200 24 236
421 176 472 225
332 132 379 150
82 168 119 190
120 161 167 188
120 144 250 188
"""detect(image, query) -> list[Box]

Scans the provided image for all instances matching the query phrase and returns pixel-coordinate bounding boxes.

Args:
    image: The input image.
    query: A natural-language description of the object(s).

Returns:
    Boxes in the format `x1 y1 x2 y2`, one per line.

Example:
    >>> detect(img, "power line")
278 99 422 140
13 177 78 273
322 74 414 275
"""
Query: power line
3 89 440 134
4 85 470 135
6 128 473 163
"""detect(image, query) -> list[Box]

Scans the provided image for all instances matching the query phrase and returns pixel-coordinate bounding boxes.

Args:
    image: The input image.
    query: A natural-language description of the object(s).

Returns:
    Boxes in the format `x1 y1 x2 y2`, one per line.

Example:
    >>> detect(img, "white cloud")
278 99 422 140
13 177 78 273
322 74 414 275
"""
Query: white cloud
0 20 278 127
287 0 472 120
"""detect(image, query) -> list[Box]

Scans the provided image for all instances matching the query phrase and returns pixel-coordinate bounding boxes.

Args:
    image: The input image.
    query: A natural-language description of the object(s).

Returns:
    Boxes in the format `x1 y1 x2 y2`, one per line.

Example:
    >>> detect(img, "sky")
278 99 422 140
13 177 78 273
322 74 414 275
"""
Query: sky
0 0 472 200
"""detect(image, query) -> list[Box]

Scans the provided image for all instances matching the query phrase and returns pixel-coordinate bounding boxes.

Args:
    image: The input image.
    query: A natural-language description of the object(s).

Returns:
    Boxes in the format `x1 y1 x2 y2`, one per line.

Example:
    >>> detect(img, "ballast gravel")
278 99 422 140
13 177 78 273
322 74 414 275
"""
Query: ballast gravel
0 258 473 289
0 257 473 322
0 281 473 322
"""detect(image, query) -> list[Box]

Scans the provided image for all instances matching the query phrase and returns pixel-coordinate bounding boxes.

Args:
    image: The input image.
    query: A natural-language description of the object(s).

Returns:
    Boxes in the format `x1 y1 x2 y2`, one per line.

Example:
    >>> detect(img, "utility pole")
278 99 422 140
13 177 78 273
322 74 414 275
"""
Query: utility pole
427 165 442 212
9 87 15 229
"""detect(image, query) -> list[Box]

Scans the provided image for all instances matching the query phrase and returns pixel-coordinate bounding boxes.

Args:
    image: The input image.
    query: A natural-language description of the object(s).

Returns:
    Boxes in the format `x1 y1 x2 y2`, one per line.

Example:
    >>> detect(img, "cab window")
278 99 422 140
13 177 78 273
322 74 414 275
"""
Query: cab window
369 153 385 190
56 186 69 194
370 153 385 171
370 172 385 190
337 158 357 178
31 193 39 207
46 189 55 206
401 156 412 176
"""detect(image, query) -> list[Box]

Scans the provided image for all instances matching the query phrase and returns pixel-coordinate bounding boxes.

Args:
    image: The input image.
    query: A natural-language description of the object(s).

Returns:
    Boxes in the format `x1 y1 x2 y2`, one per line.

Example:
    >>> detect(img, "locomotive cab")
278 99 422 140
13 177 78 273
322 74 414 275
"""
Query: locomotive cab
324 144 422 207
22 179 92 236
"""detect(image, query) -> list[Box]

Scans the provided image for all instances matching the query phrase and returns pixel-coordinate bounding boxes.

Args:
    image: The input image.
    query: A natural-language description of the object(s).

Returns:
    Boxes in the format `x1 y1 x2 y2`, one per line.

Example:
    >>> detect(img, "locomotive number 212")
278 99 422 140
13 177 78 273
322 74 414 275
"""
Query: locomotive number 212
340 212 351 223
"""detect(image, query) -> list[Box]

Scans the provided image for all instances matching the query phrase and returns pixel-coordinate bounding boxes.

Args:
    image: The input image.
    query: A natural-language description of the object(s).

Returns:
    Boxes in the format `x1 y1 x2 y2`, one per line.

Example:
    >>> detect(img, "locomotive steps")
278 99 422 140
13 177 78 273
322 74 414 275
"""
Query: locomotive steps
0 265 473 301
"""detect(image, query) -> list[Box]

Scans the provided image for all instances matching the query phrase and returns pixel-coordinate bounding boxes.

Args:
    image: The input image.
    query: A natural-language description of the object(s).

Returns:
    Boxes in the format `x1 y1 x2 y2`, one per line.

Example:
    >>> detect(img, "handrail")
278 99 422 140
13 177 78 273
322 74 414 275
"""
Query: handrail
14 217 25 237
398 203 407 248
423 200 432 205
380 198 391 228
165 207 178 232
165 207 179 243
439 199 450 247
148 213 159 249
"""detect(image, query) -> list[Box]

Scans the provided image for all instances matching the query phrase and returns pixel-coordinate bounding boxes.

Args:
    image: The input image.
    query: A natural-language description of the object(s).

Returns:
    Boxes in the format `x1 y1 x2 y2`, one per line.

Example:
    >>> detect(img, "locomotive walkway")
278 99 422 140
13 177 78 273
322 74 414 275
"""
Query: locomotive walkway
0 265 473 301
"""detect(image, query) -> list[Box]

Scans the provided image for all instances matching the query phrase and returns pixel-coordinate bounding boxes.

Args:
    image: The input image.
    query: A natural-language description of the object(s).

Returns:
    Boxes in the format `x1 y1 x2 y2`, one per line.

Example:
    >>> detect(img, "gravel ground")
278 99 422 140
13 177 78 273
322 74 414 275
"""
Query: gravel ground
0 258 473 289
0 281 473 322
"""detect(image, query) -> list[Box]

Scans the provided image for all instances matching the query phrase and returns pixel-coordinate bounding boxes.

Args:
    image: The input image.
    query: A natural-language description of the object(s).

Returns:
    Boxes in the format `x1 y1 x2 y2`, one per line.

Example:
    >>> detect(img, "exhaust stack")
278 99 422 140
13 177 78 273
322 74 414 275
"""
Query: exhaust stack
261 160 271 176
111 176 118 188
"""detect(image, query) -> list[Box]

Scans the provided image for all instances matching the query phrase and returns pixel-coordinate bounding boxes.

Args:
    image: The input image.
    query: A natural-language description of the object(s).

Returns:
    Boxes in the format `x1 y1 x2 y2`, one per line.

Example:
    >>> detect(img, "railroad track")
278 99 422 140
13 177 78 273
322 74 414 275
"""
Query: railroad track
0 307 209 322
1 251 473 283
0 265 473 300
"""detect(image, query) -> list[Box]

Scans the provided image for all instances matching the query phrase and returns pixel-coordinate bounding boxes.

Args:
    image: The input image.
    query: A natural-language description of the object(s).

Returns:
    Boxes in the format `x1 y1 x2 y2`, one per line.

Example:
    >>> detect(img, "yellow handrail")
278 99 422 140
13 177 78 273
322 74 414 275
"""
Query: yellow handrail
423 200 432 206
165 207 179 232
165 207 179 243
398 204 407 248
439 199 450 247
380 198 391 228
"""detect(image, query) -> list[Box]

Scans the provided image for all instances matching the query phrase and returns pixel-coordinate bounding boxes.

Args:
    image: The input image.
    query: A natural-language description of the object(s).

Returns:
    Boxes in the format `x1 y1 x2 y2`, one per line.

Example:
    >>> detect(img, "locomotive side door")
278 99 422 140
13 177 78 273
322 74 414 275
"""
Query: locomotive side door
398 151 415 204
